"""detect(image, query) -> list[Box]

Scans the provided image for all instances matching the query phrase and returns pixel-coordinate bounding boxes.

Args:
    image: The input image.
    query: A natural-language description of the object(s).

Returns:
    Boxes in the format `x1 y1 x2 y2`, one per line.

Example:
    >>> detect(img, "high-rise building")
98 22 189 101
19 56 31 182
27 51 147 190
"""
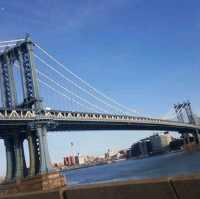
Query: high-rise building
129 132 174 158
149 132 173 153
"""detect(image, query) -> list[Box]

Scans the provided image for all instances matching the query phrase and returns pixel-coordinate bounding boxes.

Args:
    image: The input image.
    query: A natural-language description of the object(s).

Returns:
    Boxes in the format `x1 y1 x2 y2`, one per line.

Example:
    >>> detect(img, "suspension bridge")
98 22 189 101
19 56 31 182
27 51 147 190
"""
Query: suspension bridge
0 35 199 183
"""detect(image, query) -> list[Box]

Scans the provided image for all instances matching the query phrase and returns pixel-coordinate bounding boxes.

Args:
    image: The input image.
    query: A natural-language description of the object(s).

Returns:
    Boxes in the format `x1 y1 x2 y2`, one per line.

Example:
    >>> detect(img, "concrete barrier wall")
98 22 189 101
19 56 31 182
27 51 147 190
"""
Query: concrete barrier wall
172 174 200 199
0 190 61 199
1 174 200 199
63 178 176 199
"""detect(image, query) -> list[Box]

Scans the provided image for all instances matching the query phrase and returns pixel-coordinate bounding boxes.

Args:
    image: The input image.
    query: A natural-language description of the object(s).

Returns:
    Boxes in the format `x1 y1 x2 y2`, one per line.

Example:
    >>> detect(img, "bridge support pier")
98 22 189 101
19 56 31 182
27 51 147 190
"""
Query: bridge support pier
36 125 52 174
27 132 40 177
4 138 15 182
183 133 190 145
13 135 27 179
4 128 53 182
194 130 200 144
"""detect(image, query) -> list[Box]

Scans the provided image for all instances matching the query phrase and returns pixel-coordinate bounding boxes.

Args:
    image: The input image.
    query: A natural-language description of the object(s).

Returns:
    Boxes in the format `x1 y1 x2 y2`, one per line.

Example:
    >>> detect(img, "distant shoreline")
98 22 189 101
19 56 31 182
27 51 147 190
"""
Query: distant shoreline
60 150 184 173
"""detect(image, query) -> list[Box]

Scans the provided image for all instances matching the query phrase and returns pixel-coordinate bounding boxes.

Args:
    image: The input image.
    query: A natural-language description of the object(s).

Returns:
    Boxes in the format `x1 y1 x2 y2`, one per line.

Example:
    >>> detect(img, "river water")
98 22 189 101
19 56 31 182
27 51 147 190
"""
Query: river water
63 151 200 186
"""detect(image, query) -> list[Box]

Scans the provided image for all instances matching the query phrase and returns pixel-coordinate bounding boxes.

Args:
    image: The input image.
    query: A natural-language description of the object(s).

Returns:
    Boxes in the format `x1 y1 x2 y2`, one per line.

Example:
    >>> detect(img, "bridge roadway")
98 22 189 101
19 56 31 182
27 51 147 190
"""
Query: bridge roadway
0 109 199 136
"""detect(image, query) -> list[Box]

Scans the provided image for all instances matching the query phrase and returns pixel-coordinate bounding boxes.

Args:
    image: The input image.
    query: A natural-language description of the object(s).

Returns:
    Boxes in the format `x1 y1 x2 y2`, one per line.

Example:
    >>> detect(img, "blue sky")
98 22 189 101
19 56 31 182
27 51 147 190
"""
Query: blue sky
0 0 200 176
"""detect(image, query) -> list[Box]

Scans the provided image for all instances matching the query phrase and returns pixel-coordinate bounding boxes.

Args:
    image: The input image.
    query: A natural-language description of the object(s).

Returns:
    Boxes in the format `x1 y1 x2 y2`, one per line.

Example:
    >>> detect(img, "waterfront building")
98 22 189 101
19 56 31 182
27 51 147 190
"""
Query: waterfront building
130 139 153 157
129 132 174 158
75 155 85 165
169 138 184 151
149 132 173 153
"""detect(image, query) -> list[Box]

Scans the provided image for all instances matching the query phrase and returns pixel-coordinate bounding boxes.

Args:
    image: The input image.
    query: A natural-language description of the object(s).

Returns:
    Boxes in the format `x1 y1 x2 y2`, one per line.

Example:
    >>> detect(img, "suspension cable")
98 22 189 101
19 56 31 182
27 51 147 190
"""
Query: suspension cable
0 39 24 44
14 62 104 113
37 70 107 113
161 104 185 120
0 44 16 48
34 54 126 115
161 108 175 119
34 43 137 115
39 79 98 113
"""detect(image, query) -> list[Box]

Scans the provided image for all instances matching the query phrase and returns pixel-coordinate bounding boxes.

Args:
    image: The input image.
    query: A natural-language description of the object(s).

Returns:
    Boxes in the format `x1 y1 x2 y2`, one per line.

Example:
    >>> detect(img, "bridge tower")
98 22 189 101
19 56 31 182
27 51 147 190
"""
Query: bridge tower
0 36 52 181
174 101 200 145
174 103 184 123
184 101 196 125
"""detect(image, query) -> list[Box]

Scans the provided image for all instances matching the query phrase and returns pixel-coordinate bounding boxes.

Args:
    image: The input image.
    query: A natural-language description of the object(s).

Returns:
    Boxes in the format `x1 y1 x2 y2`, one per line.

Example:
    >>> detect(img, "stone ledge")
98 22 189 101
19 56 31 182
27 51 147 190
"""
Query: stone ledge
0 172 65 197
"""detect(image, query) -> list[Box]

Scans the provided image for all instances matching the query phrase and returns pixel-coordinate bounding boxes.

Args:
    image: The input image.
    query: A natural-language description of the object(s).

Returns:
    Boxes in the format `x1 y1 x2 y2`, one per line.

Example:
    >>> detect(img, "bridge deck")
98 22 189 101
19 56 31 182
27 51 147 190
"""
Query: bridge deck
0 109 199 136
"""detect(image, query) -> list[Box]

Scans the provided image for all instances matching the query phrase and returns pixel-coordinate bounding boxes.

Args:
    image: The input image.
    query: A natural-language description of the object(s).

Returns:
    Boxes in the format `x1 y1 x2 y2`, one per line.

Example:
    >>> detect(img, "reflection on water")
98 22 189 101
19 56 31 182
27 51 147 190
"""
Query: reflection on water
63 151 200 186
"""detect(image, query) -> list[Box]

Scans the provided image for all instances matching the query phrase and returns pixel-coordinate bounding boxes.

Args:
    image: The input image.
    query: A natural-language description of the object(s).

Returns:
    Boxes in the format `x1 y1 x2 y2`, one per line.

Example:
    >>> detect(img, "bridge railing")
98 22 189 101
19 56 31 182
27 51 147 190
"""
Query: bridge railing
0 108 195 126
